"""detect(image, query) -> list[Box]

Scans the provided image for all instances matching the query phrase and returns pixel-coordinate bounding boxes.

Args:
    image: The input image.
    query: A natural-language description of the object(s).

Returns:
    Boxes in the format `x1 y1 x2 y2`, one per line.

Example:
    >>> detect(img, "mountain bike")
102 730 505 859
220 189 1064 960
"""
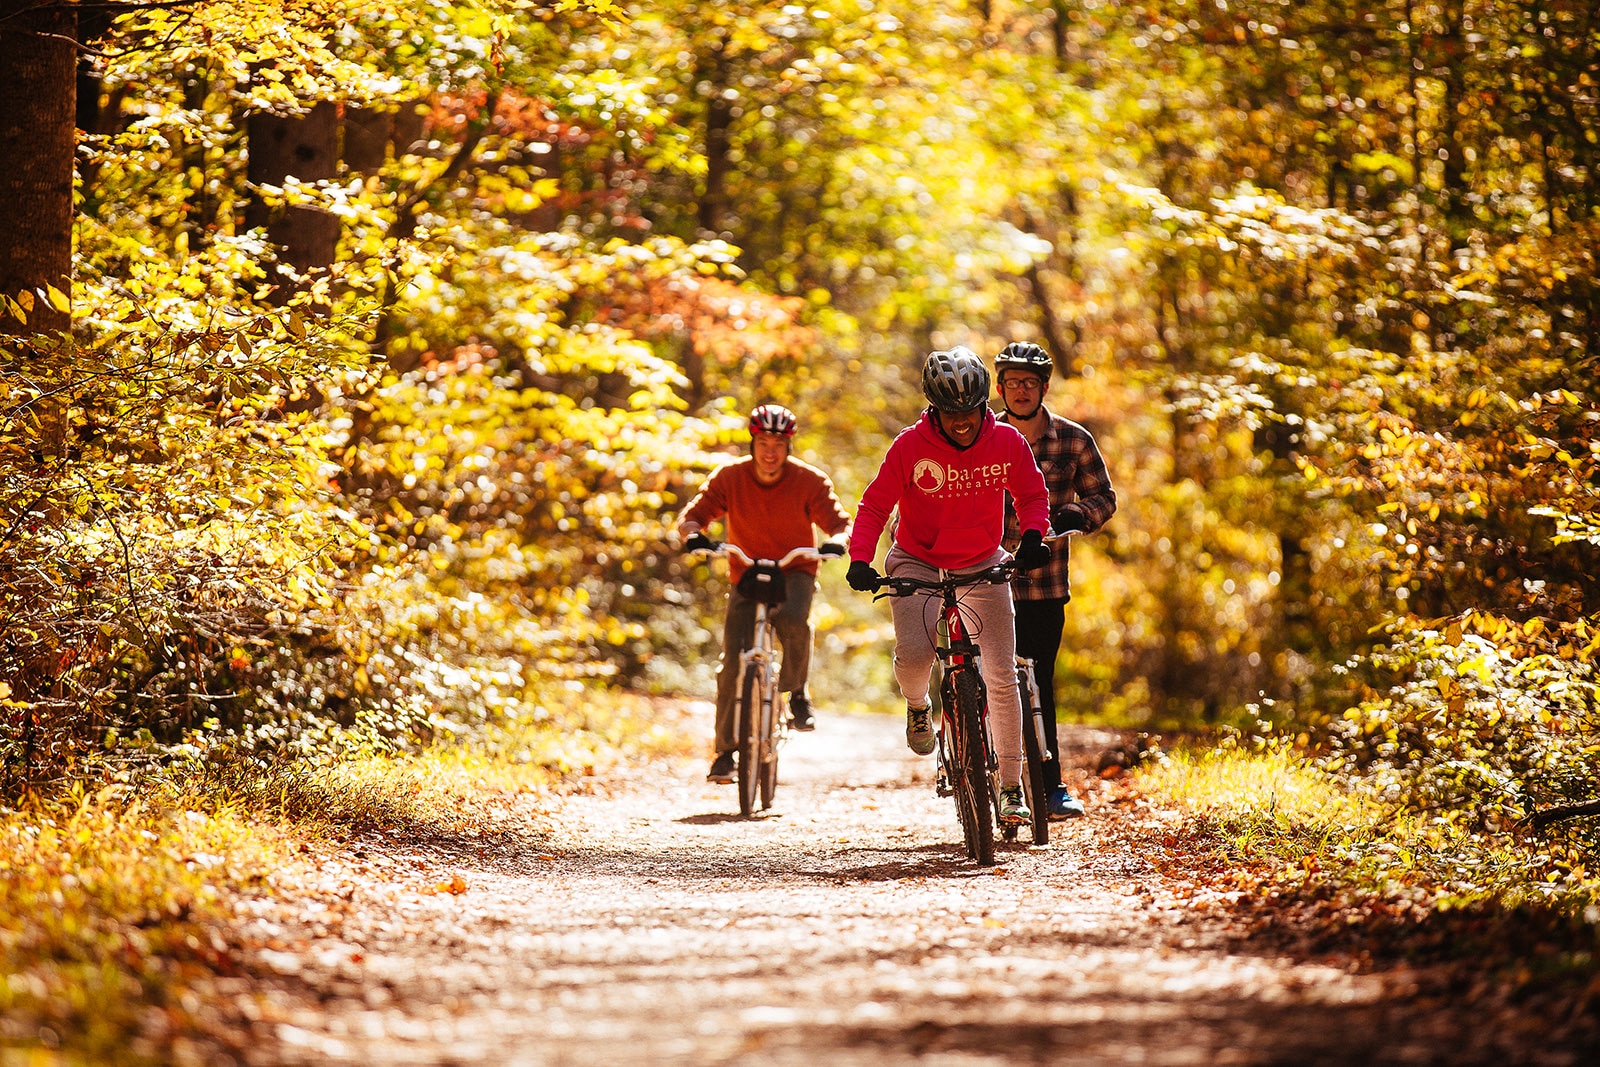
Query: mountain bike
691 540 843 816
878 561 1044 865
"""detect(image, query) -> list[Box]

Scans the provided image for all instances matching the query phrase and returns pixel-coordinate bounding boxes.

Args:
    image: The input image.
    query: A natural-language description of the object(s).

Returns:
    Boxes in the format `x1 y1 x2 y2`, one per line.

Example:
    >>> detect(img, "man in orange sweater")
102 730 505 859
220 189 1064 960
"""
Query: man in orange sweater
678 405 852 783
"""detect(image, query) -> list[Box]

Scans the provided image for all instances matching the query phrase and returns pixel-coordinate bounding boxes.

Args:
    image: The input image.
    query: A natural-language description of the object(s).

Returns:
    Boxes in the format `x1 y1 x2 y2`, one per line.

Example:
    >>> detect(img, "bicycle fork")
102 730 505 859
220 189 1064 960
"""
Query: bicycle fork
1016 656 1054 768
933 613 991 797
736 611 776 757
934 664 958 797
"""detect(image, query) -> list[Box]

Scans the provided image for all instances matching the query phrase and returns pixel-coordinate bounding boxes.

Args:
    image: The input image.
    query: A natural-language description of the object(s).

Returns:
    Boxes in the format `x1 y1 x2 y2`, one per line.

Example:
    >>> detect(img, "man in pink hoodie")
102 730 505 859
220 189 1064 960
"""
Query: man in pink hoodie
845 346 1053 825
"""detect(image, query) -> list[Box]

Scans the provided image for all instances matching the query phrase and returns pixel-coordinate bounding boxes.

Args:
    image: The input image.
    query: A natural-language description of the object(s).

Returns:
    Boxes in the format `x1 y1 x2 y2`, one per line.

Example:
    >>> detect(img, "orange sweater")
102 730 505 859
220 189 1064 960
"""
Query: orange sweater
679 456 851 578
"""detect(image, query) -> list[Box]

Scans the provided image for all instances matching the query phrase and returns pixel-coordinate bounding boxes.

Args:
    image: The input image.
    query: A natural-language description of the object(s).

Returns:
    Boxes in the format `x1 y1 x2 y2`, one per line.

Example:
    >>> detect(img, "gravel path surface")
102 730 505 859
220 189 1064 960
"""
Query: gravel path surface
227 705 1579 1066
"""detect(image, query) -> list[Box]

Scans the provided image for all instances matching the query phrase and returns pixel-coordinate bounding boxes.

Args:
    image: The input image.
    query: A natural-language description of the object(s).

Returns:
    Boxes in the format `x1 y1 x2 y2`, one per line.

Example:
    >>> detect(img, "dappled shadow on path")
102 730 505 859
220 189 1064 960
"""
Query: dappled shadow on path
674 812 744 825
229 714 1598 1067
746 998 1539 1067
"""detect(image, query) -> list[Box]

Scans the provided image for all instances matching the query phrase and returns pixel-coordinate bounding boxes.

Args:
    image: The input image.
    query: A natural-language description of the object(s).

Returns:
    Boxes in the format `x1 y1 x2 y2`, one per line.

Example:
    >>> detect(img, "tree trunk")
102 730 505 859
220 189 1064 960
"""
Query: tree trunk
1022 260 1076 377
696 32 733 238
1019 202 1080 376
72 3 121 220
0 0 76 334
1050 0 1071 72
178 64 215 247
245 98 340 303
343 104 393 173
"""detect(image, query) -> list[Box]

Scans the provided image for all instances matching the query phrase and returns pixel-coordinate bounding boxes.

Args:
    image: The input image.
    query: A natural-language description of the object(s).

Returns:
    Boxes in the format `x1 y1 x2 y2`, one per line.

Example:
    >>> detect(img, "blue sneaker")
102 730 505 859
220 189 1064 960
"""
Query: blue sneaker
1047 785 1085 820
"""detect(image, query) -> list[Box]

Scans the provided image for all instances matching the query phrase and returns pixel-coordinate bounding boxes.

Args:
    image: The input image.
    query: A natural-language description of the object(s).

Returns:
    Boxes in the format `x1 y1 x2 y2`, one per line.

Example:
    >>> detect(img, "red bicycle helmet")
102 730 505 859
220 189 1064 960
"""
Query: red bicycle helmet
749 403 798 437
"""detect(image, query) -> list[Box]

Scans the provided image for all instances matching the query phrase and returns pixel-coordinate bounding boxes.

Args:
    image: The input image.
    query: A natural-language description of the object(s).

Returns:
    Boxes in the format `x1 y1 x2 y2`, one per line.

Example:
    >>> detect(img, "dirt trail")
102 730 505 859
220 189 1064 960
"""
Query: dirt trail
225 706 1575 1066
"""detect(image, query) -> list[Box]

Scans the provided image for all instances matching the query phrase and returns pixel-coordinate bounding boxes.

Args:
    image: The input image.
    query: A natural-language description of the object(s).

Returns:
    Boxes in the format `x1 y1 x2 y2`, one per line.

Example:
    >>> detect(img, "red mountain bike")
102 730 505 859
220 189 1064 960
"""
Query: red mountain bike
878 561 1047 865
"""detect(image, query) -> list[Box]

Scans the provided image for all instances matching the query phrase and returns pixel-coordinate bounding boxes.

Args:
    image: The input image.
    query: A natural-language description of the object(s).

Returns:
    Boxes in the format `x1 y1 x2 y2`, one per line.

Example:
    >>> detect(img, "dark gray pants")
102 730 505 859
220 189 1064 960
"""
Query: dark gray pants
1014 596 1068 790
714 570 817 754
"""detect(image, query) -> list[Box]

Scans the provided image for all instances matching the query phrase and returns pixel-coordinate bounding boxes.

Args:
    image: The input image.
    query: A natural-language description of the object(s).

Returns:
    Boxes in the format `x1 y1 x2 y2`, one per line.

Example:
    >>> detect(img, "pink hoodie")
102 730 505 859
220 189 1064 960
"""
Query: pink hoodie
850 409 1050 570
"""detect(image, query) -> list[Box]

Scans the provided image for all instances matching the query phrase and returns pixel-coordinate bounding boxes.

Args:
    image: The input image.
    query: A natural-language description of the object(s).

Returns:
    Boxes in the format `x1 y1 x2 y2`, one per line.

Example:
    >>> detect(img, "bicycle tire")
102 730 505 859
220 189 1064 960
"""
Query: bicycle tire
736 669 761 817
938 674 974 856
759 696 780 809
941 713 975 857
1021 699 1050 846
952 668 995 866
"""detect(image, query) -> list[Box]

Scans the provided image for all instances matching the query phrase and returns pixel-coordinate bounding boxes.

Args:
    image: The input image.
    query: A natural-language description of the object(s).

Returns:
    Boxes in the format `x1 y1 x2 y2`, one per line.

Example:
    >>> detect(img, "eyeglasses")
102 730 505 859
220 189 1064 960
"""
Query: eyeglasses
999 376 1043 392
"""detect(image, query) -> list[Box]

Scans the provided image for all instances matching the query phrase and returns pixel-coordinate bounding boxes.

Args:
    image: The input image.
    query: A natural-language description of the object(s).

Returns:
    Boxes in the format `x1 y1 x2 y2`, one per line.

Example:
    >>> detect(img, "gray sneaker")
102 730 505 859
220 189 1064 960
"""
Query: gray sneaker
998 785 1031 825
905 704 935 755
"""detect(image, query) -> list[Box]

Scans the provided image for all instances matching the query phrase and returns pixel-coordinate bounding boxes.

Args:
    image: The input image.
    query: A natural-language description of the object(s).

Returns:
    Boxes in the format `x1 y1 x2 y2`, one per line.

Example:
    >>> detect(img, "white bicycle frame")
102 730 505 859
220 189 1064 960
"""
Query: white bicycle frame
718 543 829 742
1015 655 1054 766
696 541 839 812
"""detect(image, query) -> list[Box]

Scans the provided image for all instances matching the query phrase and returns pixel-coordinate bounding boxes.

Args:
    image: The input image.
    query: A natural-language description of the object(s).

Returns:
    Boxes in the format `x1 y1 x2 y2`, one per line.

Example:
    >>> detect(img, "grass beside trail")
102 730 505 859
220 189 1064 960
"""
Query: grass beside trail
1134 741 1600 1039
0 688 693 1066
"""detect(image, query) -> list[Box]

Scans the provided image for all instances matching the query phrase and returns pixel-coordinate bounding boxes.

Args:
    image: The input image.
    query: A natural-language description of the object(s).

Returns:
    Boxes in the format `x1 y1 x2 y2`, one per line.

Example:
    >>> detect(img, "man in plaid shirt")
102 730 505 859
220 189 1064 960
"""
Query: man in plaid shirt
995 342 1117 819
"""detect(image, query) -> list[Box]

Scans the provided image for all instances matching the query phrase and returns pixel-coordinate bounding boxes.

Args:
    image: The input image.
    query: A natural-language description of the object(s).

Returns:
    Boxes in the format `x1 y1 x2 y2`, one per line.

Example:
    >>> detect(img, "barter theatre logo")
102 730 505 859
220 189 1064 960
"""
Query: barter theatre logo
914 459 1013 498
913 459 946 493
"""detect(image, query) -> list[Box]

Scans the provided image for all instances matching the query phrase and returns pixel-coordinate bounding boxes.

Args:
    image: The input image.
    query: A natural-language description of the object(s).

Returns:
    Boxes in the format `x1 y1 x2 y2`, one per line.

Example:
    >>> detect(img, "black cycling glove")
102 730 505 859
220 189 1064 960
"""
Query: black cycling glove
1051 506 1089 534
1015 528 1051 571
846 560 881 592
683 531 714 553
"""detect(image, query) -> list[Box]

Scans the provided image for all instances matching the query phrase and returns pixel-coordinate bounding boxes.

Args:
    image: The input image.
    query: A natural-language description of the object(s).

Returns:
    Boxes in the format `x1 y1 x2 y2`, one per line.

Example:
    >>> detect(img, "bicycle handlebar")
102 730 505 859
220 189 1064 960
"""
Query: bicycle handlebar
688 540 845 569
874 561 1019 599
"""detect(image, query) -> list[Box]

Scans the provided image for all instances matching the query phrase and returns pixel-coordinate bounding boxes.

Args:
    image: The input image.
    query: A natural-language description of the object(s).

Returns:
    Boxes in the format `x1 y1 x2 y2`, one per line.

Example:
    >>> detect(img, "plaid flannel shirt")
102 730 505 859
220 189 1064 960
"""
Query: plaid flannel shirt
1000 407 1116 601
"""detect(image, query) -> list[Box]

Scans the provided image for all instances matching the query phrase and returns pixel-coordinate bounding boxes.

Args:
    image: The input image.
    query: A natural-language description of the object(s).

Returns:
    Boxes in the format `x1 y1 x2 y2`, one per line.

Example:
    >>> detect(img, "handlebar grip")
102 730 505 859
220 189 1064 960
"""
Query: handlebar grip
818 543 846 558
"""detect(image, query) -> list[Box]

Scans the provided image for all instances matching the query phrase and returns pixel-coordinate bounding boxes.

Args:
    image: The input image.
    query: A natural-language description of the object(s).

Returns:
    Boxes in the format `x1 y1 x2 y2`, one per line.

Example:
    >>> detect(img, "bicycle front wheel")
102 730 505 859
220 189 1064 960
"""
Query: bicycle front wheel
736 670 762 817
1021 703 1050 846
951 668 995 867
937 705 974 856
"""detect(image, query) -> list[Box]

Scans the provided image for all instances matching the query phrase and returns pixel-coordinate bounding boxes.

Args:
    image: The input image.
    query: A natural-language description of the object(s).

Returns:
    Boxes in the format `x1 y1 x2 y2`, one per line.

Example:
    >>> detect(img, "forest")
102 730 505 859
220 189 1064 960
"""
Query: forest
1 0 1598 1058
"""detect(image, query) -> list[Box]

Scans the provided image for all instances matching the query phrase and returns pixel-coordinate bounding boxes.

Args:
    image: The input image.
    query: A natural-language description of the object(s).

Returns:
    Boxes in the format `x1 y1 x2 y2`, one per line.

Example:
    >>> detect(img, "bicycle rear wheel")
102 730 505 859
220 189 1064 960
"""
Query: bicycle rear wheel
736 670 761 817
759 697 780 809
951 668 994 866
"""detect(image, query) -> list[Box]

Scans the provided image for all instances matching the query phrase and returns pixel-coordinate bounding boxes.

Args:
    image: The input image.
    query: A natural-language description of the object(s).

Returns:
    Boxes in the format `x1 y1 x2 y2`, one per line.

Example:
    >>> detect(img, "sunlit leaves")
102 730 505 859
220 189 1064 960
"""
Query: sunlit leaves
9 0 1599 795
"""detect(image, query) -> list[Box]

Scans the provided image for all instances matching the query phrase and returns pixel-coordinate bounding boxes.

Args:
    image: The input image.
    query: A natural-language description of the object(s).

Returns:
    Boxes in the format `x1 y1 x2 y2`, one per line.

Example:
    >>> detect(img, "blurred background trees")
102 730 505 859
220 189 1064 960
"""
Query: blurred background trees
1 0 1595 821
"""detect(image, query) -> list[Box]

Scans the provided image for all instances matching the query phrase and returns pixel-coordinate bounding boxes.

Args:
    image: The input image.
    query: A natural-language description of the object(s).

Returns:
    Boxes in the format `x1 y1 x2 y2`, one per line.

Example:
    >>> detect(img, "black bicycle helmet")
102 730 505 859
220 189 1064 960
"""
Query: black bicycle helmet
994 341 1053 379
748 403 797 437
921 346 990 413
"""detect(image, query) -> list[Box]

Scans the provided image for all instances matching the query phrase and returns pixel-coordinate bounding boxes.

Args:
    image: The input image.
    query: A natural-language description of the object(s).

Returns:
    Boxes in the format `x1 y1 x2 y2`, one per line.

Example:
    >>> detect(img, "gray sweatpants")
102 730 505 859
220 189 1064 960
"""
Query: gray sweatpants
885 544 1023 788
